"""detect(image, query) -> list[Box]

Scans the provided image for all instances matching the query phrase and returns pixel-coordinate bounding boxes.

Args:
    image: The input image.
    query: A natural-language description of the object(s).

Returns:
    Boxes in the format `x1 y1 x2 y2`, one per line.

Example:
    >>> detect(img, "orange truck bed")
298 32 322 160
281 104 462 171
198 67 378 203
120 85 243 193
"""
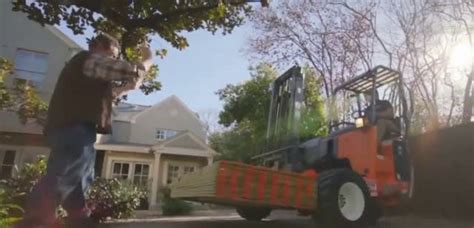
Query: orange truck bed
170 161 316 210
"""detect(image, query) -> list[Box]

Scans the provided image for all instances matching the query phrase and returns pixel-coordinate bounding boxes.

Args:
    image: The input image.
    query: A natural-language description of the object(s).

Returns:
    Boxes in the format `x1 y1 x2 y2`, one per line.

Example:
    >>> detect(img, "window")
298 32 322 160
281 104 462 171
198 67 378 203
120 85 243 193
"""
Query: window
184 166 195 175
165 130 178 138
133 163 150 186
166 163 197 184
112 162 130 180
14 49 48 87
111 162 151 189
166 165 180 184
156 129 179 140
156 130 166 140
0 150 16 179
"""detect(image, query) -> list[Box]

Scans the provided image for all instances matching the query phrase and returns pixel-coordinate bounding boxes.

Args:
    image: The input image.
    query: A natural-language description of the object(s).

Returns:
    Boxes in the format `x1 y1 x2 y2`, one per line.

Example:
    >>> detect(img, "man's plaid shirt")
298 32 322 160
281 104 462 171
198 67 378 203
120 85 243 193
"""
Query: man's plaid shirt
83 53 146 82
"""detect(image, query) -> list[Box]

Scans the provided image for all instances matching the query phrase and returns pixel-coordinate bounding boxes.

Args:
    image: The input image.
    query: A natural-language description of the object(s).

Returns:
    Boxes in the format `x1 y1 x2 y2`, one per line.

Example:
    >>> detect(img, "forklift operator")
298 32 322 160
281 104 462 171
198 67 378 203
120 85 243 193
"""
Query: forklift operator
363 90 400 142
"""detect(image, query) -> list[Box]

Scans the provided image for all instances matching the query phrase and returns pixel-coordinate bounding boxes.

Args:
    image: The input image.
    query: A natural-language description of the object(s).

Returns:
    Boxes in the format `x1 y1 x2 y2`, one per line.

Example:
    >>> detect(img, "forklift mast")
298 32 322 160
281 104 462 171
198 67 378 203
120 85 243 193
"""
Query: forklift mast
253 65 305 171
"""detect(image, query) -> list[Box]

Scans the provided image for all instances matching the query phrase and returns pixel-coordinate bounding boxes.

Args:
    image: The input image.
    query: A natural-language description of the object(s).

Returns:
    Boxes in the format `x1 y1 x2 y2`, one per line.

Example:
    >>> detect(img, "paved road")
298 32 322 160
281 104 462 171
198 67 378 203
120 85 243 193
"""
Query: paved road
100 210 473 228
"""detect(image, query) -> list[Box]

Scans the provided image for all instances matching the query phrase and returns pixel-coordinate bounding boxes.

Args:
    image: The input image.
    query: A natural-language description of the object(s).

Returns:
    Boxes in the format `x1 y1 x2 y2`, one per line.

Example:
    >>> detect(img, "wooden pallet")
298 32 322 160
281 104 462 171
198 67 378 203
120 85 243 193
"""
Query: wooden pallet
170 161 316 210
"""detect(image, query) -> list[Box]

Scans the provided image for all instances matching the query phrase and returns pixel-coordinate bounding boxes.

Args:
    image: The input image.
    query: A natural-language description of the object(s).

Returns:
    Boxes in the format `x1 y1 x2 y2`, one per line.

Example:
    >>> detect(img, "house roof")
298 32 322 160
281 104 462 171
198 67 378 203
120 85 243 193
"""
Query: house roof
95 131 217 157
112 102 151 122
112 95 203 127
153 131 217 155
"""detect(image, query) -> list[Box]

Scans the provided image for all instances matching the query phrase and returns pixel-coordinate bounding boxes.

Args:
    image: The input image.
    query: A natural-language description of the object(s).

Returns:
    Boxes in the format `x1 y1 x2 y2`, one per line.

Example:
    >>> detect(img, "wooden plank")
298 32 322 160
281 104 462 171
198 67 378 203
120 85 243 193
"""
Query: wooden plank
170 161 316 210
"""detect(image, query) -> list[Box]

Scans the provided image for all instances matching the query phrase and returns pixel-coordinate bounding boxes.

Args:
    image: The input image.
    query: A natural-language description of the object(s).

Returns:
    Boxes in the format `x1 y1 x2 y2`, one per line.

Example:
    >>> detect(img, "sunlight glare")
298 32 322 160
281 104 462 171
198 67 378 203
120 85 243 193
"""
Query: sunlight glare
449 42 473 71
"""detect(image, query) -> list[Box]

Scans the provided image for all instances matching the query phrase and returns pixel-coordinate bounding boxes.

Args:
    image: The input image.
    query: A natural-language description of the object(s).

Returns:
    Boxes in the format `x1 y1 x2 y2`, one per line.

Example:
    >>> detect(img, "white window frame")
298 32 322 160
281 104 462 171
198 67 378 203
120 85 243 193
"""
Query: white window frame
156 130 166 140
110 160 152 187
132 163 151 187
111 162 131 180
156 129 180 141
14 48 49 87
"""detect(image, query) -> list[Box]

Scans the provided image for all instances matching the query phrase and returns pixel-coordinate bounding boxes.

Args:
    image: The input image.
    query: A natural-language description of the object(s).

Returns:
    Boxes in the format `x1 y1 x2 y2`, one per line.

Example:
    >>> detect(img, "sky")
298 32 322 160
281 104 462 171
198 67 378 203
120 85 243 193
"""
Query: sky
58 22 255 114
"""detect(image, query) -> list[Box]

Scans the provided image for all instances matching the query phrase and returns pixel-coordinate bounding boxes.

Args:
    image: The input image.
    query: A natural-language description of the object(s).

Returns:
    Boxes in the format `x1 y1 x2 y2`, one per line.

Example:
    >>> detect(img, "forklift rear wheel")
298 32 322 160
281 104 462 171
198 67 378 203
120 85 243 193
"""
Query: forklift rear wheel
236 207 271 221
316 169 378 227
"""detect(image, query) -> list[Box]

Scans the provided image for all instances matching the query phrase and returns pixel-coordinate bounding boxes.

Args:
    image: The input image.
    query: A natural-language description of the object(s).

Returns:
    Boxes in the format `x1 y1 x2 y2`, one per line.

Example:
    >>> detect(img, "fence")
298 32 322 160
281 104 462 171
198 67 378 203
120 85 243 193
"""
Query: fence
408 123 474 218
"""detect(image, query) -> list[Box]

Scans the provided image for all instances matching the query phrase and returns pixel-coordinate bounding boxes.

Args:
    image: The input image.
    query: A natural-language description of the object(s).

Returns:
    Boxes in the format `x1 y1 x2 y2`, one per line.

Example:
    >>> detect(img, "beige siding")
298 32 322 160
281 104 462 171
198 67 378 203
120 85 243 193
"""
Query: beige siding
0 0 82 134
166 135 206 150
111 121 131 142
129 97 206 145
0 0 81 102
0 144 49 176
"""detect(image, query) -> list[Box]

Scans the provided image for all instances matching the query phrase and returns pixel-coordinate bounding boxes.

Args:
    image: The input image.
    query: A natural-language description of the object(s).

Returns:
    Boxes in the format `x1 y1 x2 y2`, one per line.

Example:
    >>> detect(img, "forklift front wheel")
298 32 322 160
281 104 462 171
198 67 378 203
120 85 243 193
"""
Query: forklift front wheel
316 169 378 227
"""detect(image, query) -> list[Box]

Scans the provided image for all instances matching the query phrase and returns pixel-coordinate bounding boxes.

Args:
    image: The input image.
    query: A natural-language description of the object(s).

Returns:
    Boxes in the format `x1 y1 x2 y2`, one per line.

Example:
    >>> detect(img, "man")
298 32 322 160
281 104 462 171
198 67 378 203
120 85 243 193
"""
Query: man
364 89 400 142
14 33 153 228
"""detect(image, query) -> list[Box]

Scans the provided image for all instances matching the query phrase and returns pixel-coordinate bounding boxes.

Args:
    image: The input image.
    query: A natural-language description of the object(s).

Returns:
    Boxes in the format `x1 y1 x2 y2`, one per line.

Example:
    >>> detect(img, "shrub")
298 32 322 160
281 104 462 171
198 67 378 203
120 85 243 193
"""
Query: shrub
2 156 145 223
87 178 145 222
160 187 193 216
1 156 47 210
0 188 23 227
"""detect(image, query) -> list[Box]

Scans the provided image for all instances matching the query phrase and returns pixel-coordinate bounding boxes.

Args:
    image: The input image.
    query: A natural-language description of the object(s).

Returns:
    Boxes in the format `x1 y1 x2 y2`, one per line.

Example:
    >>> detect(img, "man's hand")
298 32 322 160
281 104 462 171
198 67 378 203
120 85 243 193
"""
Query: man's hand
139 45 153 71
112 76 143 98
140 45 153 60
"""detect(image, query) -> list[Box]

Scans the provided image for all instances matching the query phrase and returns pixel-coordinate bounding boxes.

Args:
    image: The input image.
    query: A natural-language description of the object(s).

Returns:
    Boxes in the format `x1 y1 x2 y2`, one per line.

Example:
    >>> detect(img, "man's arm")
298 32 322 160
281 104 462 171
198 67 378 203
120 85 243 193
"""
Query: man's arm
83 54 147 81
112 46 154 99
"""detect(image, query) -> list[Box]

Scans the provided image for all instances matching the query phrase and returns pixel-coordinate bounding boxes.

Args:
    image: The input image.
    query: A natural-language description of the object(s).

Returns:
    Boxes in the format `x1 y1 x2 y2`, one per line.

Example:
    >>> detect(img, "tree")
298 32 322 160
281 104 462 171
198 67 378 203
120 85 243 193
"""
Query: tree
11 0 266 96
248 0 474 132
247 0 375 98
431 0 474 123
198 108 222 139
0 58 47 124
211 63 327 162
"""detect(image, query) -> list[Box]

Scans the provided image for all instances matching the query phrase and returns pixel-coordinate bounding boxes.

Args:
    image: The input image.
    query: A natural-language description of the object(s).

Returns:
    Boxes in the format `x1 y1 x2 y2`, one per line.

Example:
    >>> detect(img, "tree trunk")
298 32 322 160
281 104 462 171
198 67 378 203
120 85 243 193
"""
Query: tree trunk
462 71 473 123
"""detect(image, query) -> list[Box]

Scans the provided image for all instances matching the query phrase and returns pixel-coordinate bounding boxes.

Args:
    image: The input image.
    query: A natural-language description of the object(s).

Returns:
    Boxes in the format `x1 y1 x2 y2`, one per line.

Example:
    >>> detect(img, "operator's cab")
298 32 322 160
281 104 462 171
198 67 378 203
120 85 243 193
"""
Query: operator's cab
328 66 412 205
330 66 407 140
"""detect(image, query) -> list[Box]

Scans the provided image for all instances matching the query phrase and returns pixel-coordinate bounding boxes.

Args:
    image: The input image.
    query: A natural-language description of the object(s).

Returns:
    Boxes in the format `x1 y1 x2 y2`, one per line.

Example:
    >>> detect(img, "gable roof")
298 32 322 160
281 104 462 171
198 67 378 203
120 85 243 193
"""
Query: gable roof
95 131 217 157
153 131 217 155
113 95 203 127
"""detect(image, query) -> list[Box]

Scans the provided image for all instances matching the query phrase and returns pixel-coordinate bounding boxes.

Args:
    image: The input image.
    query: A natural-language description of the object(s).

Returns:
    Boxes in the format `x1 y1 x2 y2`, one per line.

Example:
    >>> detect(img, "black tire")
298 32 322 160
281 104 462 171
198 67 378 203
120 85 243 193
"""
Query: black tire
315 169 379 228
236 207 272 221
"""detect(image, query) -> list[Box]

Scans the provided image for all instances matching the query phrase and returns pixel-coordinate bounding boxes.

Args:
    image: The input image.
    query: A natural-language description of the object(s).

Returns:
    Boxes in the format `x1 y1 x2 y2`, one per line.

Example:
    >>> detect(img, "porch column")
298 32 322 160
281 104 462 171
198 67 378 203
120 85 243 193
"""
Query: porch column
149 151 161 210
207 156 214 166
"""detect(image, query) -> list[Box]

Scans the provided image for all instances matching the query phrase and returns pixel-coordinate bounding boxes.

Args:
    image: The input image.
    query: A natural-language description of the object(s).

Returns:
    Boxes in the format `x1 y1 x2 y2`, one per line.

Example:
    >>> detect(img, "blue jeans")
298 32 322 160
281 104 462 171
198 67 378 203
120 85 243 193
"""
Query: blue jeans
18 123 97 226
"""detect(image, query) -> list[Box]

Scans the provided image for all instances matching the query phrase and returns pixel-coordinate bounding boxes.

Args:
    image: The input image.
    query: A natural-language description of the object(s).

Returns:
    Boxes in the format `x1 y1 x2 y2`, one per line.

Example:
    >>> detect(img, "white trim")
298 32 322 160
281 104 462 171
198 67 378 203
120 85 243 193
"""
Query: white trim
158 147 212 158
154 131 217 156
95 144 150 153
162 161 168 186
110 161 133 179
150 152 161 209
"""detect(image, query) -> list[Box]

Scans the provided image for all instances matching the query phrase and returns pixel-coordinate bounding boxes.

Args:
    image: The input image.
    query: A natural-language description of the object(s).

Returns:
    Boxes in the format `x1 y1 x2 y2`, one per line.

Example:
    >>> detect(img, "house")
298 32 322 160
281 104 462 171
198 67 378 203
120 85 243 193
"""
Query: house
0 0 83 178
95 96 216 209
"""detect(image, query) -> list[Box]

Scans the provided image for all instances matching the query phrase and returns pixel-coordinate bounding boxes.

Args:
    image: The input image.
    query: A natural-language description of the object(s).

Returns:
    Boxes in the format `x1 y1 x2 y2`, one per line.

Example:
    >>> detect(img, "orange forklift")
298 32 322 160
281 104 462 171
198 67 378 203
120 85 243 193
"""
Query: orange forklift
247 65 414 226
171 65 413 227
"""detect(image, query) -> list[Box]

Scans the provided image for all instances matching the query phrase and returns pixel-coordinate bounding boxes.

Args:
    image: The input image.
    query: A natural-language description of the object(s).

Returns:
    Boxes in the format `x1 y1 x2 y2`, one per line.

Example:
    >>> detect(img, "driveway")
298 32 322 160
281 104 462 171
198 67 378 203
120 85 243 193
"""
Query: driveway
100 210 473 228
